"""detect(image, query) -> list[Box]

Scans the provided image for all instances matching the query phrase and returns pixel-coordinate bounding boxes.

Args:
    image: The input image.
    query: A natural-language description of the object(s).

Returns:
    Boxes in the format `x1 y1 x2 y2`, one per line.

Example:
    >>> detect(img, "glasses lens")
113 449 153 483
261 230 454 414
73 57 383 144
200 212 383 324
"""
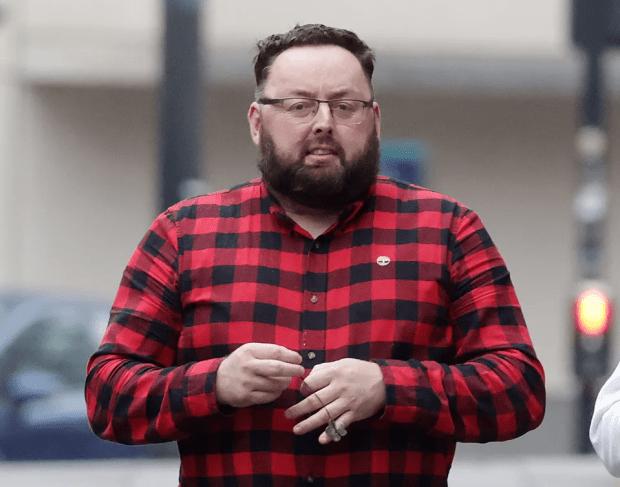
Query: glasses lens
329 100 364 122
278 98 368 124
282 99 317 118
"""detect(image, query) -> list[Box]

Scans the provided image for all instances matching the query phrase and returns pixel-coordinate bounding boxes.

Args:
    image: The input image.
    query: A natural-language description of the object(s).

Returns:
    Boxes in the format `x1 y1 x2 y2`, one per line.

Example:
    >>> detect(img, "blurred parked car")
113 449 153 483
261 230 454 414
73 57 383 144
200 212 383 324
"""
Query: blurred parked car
0 289 177 461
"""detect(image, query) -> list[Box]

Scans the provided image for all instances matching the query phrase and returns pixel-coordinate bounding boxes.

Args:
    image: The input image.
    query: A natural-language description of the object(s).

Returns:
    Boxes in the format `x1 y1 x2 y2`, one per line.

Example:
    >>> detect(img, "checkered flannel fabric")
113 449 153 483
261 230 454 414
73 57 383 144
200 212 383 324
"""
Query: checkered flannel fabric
86 177 545 487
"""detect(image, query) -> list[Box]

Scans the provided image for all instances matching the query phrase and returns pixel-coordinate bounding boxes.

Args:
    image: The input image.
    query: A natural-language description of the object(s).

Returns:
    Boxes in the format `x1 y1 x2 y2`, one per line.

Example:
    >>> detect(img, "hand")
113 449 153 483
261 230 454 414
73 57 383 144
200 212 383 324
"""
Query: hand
216 343 305 408
284 358 386 444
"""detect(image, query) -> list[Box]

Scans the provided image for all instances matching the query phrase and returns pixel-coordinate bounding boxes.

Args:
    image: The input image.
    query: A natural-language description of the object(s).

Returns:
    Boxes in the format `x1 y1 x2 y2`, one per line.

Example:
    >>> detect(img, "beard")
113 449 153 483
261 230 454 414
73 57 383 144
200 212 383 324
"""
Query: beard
258 127 380 212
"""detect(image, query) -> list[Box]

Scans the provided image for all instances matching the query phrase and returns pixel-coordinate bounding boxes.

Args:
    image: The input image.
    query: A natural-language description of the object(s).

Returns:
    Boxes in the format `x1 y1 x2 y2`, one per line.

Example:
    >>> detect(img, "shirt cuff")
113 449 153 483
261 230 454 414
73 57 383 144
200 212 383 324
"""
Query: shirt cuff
184 357 230 417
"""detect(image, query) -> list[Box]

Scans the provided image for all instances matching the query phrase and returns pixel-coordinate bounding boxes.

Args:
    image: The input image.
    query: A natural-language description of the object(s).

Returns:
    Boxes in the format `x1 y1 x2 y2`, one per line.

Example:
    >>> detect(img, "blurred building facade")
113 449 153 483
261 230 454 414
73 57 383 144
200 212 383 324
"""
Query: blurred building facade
1 0 620 400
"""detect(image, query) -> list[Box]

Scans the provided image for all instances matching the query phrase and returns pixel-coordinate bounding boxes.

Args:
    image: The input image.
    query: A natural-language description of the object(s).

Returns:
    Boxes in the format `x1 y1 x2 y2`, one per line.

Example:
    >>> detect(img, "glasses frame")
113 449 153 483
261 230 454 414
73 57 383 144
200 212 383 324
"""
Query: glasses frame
257 97 374 125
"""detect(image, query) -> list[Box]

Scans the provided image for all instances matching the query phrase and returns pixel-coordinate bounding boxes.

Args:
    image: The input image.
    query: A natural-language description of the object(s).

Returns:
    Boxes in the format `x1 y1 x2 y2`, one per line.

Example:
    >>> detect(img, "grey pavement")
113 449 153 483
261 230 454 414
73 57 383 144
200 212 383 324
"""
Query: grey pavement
450 455 618 487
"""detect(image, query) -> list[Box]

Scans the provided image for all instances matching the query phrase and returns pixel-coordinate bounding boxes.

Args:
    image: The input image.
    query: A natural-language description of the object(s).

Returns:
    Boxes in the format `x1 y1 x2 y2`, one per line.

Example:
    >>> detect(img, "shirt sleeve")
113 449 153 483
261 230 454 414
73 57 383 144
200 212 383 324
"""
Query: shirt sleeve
590 360 620 476
85 210 226 445
377 208 546 443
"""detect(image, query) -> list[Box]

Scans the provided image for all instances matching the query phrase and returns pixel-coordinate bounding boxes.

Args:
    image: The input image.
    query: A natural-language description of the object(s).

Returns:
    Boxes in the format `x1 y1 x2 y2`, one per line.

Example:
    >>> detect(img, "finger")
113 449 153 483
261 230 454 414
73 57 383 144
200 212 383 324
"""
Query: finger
291 399 342 435
292 408 332 435
318 430 333 445
250 343 303 364
300 364 333 396
285 390 328 419
250 375 294 393
253 359 305 378
248 389 287 405
333 410 354 433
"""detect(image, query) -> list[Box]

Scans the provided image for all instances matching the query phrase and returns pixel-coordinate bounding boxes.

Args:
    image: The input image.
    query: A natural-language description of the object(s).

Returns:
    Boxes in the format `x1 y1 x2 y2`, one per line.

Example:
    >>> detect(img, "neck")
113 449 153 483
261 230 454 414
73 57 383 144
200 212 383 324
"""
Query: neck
271 190 341 239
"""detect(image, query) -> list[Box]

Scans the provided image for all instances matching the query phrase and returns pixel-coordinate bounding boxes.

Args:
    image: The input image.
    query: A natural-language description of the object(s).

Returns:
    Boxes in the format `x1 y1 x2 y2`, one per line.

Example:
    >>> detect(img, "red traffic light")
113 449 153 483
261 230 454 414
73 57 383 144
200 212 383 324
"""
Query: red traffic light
574 288 612 336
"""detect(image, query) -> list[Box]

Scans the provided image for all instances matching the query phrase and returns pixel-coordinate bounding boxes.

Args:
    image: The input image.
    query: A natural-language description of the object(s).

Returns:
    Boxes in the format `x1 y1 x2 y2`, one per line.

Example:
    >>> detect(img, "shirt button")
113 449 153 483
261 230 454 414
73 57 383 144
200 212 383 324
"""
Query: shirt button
314 242 320 249
307 475 314 483
307 351 316 360
310 295 318 304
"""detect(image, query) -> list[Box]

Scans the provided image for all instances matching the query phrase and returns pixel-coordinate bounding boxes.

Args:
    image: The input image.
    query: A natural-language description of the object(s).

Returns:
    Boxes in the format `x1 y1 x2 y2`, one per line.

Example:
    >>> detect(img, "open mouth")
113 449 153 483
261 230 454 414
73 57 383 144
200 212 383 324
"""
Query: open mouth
307 147 339 156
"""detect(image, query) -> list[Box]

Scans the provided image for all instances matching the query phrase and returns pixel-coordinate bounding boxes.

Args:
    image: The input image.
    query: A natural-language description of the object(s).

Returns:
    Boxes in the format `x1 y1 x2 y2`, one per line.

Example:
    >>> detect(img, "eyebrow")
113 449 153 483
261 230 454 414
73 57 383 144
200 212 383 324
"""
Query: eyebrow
287 89 357 100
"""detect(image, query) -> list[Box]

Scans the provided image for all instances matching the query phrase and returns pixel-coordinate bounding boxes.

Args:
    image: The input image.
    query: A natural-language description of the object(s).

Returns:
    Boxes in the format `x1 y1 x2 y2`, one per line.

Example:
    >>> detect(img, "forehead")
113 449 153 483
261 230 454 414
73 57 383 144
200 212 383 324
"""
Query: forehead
264 45 371 98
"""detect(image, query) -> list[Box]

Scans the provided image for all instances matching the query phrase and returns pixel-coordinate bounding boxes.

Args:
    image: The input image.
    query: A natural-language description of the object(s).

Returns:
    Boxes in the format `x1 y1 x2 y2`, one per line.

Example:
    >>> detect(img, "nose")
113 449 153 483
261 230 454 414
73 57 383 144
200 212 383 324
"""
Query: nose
311 101 335 134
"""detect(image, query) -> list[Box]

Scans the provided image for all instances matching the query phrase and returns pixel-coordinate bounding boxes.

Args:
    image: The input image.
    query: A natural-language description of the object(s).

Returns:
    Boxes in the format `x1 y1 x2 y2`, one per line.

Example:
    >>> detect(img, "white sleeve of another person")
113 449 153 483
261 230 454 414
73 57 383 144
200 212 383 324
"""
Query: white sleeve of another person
591 360 620 477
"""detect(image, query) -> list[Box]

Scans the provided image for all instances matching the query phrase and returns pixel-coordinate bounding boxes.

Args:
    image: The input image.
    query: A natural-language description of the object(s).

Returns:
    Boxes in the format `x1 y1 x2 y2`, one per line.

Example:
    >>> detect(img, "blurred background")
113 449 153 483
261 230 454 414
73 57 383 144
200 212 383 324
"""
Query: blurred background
0 0 619 484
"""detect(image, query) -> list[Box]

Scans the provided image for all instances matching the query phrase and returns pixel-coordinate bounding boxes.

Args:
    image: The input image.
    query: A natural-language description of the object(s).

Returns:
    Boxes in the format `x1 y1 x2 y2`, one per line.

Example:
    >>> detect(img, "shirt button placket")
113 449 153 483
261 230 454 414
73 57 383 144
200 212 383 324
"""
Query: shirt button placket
308 296 319 360
305 295 319 362
303 239 326 370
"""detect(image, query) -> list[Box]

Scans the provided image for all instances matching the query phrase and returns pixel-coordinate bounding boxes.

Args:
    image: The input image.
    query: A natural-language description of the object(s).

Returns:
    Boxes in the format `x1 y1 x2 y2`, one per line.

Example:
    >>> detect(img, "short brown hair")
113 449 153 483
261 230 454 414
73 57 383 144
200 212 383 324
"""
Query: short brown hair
253 24 375 100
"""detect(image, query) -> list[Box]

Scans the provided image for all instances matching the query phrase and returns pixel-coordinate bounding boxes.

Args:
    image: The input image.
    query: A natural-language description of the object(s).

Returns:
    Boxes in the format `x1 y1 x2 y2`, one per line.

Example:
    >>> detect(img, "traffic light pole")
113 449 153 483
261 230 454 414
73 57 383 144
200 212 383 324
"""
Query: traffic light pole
574 47 607 280
573 46 609 455
571 0 619 456
576 379 597 453
158 0 207 213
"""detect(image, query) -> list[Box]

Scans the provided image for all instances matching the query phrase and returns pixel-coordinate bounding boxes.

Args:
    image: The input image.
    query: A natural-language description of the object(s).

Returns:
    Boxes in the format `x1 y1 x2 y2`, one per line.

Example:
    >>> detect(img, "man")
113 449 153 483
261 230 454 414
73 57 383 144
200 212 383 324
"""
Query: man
86 24 545 486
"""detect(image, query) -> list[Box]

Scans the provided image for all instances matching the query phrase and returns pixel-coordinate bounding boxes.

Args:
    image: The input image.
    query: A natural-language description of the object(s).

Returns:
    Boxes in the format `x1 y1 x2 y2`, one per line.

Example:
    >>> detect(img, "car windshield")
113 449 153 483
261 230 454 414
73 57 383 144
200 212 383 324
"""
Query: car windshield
0 295 31 321
0 302 109 391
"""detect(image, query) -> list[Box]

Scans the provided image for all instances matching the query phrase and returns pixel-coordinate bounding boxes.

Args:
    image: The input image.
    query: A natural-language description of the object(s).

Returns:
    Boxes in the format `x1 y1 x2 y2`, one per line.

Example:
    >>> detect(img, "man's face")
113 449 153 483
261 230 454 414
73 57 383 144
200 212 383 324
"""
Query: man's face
248 45 381 211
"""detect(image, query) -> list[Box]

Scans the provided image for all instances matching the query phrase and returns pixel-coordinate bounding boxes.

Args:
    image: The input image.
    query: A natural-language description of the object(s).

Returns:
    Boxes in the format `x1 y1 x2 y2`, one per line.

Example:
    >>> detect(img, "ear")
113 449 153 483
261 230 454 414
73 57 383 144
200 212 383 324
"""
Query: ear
248 102 261 147
372 102 381 139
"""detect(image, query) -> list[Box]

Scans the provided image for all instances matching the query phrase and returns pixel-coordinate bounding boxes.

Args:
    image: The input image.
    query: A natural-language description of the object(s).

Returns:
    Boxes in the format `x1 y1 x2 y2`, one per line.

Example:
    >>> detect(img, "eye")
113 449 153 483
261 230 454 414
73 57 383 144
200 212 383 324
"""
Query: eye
335 102 354 112
285 99 313 112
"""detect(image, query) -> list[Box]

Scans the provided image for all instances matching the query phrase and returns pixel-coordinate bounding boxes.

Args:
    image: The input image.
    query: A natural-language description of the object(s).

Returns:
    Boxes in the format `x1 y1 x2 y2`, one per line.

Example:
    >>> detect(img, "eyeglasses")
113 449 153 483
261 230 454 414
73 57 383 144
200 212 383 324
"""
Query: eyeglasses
258 97 373 125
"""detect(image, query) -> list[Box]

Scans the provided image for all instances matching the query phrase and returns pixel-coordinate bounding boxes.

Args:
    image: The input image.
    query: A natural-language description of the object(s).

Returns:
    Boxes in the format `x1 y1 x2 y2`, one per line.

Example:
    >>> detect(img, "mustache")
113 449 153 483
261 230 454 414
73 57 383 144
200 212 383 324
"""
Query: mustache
291 138 345 190
301 137 344 157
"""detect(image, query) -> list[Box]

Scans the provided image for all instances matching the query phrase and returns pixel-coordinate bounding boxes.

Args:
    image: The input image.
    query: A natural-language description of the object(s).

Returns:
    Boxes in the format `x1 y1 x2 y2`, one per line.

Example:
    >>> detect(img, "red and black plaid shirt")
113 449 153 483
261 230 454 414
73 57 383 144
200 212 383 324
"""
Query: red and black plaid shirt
86 177 545 487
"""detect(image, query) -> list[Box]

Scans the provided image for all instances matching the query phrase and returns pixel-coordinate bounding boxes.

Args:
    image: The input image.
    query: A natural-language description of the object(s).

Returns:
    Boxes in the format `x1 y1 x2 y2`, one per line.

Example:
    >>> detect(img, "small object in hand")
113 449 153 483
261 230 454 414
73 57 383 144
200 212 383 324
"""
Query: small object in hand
325 420 341 442
335 422 347 437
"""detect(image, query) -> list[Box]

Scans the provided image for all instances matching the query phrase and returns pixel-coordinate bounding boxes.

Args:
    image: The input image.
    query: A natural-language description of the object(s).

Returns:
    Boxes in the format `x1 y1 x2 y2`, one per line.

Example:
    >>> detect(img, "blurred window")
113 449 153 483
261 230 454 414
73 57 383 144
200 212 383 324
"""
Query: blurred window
0 295 30 321
0 304 103 396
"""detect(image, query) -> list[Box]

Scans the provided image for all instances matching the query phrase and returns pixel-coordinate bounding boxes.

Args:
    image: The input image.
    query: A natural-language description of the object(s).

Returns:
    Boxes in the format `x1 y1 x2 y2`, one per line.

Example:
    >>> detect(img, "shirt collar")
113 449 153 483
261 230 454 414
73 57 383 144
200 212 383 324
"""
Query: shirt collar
259 179 373 234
